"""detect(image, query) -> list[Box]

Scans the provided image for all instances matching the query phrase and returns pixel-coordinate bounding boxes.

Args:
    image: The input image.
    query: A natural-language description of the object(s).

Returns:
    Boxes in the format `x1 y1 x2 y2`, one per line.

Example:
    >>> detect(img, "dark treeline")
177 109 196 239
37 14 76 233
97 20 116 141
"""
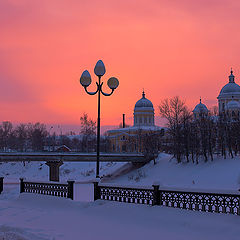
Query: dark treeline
0 114 109 152
159 96 240 163
0 121 48 152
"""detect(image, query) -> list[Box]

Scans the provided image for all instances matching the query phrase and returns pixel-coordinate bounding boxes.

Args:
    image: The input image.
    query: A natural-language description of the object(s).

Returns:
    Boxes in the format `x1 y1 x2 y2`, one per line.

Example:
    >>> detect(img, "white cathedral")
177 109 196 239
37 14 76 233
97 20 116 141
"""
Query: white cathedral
108 69 240 152
193 69 240 120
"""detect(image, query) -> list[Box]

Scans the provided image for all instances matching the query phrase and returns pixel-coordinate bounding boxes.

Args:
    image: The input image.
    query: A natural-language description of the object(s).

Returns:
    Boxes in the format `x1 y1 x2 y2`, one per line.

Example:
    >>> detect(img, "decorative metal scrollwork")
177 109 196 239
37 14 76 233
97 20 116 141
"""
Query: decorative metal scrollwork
161 191 240 215
23 182 68 198
100 186 153 205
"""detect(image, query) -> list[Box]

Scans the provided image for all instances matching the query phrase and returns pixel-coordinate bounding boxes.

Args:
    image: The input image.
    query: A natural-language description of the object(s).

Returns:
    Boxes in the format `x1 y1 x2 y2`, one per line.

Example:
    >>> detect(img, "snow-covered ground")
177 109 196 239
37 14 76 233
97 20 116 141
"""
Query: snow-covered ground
0 193 240 240
108 153 240 191
1 153 240 239
1 153 240 191
0 161 127 183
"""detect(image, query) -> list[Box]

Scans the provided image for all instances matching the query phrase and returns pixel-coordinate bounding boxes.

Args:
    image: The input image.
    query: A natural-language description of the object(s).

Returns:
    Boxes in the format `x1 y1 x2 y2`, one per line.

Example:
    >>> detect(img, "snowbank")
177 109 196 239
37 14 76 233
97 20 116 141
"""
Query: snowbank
0 161 127 183
107 153 240 191
0 193 240 240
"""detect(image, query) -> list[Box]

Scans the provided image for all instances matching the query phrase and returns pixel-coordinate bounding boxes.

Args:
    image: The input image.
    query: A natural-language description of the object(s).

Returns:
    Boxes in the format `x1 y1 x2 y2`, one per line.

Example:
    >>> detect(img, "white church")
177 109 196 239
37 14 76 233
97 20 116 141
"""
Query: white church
108 69 240 152
193 69 240 120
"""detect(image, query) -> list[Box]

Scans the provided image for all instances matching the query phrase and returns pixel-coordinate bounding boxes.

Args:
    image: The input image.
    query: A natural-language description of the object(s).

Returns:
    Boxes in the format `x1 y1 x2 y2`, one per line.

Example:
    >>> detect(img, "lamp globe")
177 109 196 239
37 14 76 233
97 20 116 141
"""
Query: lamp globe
94 60 106 77
80 70 92 87
107 77 119 89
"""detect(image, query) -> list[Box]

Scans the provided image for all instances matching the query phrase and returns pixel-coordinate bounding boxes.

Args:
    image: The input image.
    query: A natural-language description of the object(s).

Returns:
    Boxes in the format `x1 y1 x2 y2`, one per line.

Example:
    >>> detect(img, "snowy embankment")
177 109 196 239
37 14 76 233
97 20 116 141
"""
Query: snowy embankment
1 153 240 239
0 161 127 183
0 193 240 240
1 153 240 192
106 153 240 191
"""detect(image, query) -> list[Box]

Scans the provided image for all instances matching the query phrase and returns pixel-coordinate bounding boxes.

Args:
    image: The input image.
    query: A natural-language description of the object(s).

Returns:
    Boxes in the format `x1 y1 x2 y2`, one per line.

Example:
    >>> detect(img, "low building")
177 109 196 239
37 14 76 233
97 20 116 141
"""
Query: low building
107 91 163 153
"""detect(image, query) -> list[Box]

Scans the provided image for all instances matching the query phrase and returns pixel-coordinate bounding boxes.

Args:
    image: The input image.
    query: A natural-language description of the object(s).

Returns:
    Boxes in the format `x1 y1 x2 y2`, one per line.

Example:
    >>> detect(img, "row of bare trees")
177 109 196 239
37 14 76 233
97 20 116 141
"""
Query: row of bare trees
0 121 48 151
159 96 240 163
0 114 111 153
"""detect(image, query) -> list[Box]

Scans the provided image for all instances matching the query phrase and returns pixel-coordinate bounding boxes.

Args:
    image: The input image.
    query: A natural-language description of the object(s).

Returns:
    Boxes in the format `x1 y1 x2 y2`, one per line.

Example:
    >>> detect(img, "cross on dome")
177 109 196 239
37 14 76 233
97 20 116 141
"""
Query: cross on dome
229 68 235 83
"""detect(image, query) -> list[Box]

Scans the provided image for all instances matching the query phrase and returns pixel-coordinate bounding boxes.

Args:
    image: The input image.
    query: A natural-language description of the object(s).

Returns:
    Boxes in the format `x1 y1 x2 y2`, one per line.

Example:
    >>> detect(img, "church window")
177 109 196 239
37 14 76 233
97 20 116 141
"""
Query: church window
232 111 235 116
139 117 142 123
222 103 225 110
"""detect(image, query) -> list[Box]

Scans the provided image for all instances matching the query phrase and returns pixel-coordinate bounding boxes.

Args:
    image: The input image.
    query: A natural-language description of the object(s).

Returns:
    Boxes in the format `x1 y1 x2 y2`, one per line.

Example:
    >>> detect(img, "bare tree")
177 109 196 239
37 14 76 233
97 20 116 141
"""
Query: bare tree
141 130 163 164
27 123 48 151
0 121 13 151
80 113 96 152
159 96 188 163
15 123 28 151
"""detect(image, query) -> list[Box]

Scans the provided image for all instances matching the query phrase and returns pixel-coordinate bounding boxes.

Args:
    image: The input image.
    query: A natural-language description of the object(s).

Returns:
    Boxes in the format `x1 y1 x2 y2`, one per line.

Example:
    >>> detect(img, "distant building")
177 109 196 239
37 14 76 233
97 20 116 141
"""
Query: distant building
193 69 240 121
107 91 163 152
217 69 240 114
56 145 71 152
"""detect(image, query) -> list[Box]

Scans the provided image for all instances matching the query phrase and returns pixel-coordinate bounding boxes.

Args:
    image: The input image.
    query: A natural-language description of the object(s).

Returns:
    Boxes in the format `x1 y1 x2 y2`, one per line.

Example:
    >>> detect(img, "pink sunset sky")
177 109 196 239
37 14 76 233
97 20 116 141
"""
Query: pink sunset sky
1 0 240 131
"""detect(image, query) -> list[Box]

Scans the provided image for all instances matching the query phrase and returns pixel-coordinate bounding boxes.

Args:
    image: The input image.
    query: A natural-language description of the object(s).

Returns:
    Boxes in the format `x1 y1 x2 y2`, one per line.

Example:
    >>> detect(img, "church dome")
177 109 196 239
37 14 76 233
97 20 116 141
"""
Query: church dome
193 99 208 113
218 70 240 98
227 99 240 110
134 91 154 110
133 91 155 127
219 83 240 95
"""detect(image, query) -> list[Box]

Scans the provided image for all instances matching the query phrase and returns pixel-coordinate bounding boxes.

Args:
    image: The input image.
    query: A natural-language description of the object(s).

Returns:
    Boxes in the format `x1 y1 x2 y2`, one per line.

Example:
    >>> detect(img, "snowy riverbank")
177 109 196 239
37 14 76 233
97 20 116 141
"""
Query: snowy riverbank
0 193 240 240
1 153 240 191
1 153 240 239
107 153 240 191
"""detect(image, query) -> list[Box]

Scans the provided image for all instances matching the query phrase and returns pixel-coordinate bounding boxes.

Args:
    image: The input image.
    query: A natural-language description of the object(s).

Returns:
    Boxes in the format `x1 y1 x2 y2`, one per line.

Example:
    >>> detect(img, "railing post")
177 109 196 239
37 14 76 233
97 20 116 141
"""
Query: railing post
93 181 100 201
20 178 24 193
67 180 75 200
0 177 3 194
152 184 160 206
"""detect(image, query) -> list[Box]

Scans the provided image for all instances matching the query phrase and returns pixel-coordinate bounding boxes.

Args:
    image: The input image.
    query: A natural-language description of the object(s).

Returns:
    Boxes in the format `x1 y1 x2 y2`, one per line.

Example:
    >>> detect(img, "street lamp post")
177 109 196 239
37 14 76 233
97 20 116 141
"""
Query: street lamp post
79 60 119 178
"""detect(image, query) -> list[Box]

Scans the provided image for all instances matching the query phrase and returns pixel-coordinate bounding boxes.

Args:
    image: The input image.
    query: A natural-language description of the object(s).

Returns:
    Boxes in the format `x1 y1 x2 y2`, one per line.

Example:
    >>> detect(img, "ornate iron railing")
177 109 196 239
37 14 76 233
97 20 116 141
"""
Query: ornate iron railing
0 177 3 194
98 185 153 205
93 182 240 215
160 189 240 215
20 178 74 200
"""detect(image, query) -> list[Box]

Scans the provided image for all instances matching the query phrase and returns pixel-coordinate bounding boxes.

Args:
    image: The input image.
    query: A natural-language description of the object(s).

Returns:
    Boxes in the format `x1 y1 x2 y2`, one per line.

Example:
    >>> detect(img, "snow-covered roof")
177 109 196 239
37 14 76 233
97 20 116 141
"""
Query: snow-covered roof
107 125 163 134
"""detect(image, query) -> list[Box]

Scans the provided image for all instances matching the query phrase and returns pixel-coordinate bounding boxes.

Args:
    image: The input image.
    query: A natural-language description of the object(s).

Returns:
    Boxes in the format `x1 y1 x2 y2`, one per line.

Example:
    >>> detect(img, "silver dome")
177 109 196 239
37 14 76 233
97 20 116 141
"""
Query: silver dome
219 83 240 95
193 100 208 113
134 91 153 109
